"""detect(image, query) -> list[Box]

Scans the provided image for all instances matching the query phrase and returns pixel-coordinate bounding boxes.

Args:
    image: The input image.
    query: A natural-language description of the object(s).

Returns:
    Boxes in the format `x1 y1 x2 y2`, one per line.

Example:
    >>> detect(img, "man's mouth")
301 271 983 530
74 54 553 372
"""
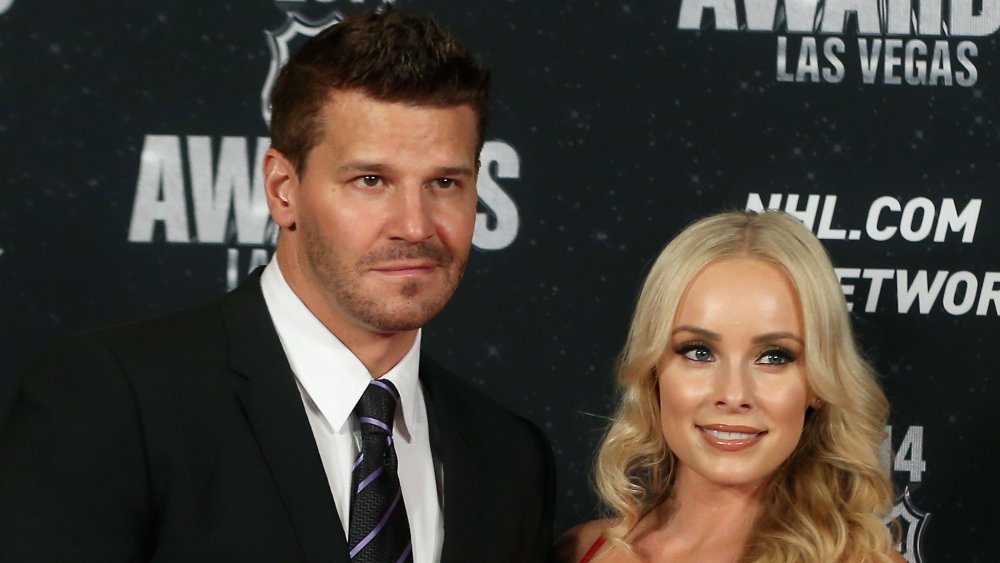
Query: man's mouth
372 261 438 274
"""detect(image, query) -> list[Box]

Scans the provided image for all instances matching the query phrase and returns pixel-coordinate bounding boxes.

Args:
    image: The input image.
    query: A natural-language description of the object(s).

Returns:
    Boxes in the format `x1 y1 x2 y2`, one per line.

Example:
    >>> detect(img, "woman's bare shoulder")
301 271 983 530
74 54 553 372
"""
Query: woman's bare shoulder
553 519 613 563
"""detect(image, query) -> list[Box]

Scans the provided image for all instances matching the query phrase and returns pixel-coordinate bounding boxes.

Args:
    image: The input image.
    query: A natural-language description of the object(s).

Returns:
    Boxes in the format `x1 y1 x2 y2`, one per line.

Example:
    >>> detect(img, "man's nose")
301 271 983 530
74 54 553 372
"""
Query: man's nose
387 186 434 242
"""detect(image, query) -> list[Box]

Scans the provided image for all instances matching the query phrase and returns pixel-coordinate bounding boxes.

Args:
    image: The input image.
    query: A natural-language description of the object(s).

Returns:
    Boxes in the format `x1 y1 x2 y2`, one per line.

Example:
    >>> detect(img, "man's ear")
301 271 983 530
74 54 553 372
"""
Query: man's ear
263 148 298 229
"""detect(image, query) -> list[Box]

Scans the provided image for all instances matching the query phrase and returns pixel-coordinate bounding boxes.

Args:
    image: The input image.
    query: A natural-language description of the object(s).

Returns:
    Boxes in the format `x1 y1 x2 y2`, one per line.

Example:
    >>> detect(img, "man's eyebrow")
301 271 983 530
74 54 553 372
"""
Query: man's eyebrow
436 165 476 177
671 326 720 340
338 161 387 173
335 163 476 177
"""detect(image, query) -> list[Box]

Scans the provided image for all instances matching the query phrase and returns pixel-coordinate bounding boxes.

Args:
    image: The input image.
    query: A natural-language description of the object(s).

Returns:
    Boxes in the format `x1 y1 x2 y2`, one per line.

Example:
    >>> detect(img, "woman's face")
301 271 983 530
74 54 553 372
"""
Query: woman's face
657 257 814 491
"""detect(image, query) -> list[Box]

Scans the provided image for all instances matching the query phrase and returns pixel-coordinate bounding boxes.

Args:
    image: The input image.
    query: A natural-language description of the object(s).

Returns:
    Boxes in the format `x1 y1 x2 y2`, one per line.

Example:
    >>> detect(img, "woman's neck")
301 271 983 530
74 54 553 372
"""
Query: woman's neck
630 469 763 562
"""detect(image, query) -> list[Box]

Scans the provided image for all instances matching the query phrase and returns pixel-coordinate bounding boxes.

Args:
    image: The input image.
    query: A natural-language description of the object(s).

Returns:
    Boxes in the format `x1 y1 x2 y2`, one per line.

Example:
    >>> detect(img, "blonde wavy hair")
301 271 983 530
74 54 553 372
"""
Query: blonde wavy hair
595 210 897 562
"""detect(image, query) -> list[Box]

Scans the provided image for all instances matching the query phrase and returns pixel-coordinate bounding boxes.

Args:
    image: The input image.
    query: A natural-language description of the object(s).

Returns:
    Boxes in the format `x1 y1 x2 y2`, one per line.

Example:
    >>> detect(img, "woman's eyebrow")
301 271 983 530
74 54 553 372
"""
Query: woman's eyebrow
752 332 804 344
671 326 720 341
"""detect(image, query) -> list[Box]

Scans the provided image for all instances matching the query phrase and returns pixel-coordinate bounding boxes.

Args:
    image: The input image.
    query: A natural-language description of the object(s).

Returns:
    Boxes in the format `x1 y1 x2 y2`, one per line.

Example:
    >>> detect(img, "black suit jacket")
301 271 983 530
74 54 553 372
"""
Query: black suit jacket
0 272 555 562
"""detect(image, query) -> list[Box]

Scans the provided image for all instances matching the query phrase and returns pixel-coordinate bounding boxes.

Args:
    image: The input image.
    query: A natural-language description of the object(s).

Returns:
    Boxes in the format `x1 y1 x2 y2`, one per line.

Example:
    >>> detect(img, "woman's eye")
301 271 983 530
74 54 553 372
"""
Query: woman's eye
360 175 380 187
679 345 713 362
757 348 795 365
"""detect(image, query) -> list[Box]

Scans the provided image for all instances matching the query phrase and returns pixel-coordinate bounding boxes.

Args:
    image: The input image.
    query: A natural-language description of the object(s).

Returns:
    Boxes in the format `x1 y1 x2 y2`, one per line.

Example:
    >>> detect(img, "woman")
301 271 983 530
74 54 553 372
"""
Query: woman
559 211 902 562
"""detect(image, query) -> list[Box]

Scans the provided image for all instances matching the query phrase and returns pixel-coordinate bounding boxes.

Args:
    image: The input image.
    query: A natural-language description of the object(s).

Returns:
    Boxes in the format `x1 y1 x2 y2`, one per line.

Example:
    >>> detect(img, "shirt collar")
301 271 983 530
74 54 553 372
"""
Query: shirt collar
259 258 423 438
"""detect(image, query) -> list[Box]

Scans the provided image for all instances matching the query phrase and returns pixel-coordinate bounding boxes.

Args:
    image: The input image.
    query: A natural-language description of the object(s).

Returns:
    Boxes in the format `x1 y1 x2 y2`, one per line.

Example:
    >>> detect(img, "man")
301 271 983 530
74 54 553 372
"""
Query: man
0 8 554 562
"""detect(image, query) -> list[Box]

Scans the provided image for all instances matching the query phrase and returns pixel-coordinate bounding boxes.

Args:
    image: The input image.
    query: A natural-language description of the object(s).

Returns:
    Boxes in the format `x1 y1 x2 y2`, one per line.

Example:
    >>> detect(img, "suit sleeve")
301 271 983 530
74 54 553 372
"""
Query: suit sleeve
525 420 557 563
0 336 152 562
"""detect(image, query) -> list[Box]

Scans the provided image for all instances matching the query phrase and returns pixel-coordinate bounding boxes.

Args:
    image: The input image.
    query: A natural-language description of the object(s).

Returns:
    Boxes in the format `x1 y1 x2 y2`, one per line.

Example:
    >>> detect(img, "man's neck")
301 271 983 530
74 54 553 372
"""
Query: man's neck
277 251 417 378
326 324 416 378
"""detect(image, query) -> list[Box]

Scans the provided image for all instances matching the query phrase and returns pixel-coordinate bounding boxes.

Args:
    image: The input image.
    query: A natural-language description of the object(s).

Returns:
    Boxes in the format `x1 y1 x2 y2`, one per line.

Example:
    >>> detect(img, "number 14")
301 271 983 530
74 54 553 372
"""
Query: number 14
881 425 926 482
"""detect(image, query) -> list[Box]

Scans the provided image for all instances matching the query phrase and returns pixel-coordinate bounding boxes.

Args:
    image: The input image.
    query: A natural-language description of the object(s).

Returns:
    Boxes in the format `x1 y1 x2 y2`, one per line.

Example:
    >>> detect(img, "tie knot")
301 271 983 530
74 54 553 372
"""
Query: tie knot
354 379 400 436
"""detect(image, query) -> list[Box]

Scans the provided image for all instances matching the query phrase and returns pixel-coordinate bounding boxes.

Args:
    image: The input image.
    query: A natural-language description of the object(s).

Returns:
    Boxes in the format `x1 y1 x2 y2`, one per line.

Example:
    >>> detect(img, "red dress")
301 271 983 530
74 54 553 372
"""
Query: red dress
579 535 607 563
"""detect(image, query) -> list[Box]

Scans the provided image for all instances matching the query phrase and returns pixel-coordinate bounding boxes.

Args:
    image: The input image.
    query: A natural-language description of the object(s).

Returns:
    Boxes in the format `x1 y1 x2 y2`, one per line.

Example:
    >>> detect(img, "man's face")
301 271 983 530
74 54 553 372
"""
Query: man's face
281 90 479 334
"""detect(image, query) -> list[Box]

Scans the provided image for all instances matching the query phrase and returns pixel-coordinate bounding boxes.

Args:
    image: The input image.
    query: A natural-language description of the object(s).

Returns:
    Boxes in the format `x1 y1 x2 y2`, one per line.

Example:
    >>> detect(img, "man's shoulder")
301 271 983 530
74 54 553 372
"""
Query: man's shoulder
73 300 226 355
56 273 264 361
419 357 548 446
22 301 227 397
420 358 510 414
18 283 267 415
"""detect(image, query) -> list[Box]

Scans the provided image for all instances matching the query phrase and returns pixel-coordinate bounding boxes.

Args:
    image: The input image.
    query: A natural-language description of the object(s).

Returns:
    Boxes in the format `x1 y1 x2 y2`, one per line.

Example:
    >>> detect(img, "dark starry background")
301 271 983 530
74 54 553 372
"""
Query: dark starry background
1 1 997 560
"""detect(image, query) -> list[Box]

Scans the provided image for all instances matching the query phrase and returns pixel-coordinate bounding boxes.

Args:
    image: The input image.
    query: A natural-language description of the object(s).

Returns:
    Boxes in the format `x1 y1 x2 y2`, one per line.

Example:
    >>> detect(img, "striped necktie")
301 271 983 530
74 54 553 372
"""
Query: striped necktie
348 379 413 563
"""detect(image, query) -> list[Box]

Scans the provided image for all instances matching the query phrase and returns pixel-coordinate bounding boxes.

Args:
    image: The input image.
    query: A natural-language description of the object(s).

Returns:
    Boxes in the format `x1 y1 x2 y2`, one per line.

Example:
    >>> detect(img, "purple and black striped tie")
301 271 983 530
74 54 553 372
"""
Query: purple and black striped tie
348 379 413 563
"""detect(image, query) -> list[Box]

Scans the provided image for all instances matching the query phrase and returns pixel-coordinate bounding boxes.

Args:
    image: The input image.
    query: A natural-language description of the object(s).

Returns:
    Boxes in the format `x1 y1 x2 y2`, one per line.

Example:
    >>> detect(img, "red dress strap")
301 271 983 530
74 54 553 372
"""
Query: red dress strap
579 535 607 563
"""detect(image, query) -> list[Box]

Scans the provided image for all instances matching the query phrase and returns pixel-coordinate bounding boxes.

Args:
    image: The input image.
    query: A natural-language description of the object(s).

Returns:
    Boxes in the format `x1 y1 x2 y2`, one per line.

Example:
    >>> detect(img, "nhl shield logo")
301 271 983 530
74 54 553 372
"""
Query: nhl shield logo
261 11 342 125
886 487 930 563
261 1 391 125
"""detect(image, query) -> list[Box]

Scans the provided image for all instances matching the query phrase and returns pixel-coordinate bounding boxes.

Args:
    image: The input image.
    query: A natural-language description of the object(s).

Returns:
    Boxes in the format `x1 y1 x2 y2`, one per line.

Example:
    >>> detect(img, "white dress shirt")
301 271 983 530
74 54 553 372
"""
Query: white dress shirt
260 259 444 562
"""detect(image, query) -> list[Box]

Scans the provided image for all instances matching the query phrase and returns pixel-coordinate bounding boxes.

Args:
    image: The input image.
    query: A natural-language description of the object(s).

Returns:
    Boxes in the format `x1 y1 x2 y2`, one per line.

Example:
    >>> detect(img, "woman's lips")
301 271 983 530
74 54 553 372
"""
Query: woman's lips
697 424 766 451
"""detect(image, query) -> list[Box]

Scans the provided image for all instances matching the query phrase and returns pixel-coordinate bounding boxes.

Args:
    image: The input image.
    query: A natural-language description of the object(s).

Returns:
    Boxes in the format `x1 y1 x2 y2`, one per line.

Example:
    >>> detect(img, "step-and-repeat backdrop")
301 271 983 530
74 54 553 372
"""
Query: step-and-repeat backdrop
2 1 996 560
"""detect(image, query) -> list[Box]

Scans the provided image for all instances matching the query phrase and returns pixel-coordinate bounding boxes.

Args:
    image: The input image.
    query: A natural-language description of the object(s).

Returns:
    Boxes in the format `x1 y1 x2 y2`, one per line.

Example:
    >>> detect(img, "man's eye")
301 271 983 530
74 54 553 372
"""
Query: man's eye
360 175 381 187
677 344 713 362
435 178 455 189
756 348 796 366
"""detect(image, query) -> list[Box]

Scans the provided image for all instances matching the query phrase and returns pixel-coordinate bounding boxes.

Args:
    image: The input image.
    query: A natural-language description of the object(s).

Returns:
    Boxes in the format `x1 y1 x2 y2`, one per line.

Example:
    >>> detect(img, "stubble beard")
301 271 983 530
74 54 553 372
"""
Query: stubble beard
305 230 467 332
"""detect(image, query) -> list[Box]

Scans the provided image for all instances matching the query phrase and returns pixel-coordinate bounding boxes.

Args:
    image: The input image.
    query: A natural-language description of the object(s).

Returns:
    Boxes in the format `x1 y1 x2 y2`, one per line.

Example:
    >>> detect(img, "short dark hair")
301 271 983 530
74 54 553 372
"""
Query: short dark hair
269 7 491 174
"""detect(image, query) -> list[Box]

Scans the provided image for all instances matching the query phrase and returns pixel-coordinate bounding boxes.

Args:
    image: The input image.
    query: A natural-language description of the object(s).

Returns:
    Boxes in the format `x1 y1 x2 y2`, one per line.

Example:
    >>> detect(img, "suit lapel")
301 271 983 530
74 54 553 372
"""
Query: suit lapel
420 360 484 563
222 271 349 563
